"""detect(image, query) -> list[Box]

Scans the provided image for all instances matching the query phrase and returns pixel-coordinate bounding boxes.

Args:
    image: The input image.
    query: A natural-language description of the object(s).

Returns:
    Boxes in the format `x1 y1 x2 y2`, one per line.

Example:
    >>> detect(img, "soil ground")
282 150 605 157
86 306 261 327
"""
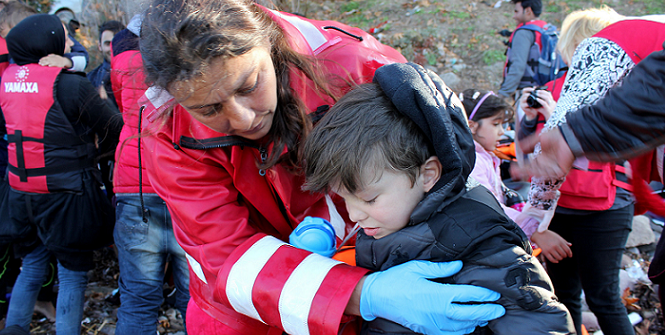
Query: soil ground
293 0 665 95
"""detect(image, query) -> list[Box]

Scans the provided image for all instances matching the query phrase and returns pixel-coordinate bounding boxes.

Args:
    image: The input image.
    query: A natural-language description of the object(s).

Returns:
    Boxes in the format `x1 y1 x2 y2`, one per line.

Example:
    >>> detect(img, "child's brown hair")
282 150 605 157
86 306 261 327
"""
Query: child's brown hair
302 83 433 194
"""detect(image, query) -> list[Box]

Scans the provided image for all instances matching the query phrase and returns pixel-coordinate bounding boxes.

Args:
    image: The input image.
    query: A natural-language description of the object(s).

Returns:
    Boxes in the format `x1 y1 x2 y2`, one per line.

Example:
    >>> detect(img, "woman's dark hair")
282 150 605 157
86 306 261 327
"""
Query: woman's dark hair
140 0 337 169
459 89 513 123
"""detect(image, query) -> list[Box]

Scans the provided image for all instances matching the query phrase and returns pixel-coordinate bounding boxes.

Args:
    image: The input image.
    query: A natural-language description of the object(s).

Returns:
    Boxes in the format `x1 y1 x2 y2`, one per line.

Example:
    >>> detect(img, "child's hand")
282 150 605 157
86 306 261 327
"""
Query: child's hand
530 229 572 263
520 87 556 121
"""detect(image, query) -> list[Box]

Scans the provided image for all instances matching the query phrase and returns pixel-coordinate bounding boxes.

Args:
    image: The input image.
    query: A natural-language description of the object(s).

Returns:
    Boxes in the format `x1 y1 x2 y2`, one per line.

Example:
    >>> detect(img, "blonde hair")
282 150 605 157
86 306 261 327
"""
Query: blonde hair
557 5 624 65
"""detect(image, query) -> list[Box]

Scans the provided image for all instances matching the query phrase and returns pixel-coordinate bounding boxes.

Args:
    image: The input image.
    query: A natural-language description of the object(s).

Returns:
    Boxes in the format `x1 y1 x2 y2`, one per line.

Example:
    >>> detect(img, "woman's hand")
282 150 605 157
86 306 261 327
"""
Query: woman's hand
39 54 73 69
353 260 505 335
520 87 556 122
519 128 576 179
531 229 572 263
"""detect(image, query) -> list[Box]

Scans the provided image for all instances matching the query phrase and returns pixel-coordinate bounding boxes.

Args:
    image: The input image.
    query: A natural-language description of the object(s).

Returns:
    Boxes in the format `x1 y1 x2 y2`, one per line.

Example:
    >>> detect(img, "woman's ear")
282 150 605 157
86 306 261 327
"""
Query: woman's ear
421 156 442 192
468 120 478 134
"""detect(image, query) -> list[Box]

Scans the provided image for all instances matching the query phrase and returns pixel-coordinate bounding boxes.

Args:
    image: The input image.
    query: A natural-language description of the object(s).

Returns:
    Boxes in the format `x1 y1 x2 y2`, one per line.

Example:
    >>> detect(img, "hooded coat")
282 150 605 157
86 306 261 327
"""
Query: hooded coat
355 63 575 335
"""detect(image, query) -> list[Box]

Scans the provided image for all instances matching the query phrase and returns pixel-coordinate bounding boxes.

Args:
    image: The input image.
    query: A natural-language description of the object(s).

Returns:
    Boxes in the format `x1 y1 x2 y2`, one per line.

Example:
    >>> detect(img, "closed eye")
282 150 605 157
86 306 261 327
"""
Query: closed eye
364 196 378 205
238 76 259 95
201 104 222 117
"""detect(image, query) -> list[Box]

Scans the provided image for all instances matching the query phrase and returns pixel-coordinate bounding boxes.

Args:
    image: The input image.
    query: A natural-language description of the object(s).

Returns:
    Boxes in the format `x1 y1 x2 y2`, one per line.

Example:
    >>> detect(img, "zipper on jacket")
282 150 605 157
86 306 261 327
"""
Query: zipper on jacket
179 135 268 177
258 148 267 176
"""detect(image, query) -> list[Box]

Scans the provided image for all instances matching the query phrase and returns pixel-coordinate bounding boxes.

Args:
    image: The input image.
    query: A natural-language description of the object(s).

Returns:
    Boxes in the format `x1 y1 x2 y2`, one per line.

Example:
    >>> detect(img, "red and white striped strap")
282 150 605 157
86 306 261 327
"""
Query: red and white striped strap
223 235 343 335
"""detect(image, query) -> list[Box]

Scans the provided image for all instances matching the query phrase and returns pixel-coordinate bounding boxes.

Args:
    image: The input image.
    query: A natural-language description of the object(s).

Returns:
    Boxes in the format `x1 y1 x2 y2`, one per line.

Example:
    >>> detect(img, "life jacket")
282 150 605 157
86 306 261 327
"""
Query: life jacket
547 75 630 211
503 20 548 89
556 19 665 210
0 37 8 77
0 64 97 194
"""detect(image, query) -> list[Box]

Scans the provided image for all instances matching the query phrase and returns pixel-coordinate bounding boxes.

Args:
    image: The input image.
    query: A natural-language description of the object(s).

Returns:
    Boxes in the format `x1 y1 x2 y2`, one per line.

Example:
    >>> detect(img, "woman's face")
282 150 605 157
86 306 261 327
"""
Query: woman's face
62 23 73 54
172 44 278 140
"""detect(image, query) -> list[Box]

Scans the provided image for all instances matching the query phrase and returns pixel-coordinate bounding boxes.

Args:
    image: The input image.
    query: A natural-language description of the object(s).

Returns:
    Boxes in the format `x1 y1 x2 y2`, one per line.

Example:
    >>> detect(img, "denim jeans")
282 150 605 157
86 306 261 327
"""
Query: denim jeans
114 194 190 335
5 244 88 334
546 205 634 335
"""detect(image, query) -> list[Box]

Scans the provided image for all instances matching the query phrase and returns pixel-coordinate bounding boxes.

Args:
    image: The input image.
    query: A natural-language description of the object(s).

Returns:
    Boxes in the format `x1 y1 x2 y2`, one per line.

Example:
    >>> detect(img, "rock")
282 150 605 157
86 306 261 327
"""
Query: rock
440 72 461 88
626 215 656 248
582 311 600 331
619 268 638 292
621 254 633 268
451 63 467 72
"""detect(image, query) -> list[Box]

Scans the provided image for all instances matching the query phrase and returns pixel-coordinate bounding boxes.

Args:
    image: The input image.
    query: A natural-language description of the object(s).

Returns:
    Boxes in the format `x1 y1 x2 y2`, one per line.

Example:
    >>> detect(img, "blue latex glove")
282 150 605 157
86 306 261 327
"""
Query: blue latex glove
359 260 505 335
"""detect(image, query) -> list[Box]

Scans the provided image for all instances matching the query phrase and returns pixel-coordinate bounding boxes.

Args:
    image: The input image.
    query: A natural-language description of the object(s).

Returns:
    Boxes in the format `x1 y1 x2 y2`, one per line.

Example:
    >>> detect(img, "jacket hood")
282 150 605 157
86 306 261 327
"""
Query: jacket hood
7 14 65 65
373 62 475 221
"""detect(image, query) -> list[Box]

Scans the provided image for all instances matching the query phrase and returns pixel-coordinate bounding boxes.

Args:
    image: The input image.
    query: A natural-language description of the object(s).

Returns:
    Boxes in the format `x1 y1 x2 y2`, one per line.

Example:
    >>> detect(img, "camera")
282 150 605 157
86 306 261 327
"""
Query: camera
526 86 547 109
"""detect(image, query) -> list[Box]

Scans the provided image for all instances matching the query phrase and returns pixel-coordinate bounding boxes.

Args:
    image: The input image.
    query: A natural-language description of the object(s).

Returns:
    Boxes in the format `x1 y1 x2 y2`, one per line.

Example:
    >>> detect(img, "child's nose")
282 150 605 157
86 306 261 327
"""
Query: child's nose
346 204 368 223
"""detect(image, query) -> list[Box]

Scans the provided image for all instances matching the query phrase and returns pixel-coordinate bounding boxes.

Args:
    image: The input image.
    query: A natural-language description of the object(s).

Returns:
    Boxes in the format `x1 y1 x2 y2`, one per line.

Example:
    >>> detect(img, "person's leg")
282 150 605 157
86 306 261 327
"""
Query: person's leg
166 201 190 324
546 213 583 335
54 262 88 335
4 244 50 331
577 206 634 335
114 194 168 335
34 256 57 322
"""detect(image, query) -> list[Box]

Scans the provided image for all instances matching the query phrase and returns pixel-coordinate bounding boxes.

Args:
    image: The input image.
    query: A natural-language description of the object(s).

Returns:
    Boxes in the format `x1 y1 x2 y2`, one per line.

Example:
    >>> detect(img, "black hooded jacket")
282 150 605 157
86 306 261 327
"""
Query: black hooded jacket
355 63 575 335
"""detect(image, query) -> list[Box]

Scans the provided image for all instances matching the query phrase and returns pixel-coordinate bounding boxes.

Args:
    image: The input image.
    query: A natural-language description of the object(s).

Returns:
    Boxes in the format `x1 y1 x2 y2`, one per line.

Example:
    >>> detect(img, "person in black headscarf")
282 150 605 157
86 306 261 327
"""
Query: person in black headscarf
0 14 122 334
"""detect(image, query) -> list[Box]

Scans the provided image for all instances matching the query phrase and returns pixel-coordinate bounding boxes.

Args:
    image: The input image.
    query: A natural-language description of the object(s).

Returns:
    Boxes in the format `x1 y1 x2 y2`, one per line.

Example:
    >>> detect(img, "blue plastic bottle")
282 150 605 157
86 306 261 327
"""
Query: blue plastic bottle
289 216 337 257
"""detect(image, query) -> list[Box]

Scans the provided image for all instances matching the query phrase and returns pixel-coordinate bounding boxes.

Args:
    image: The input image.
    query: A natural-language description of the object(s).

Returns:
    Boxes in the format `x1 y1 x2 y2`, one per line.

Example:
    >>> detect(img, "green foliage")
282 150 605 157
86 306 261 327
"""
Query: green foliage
340 1 360 12
426 51 437 65
482 49 505 65
545 4 559 13
446 11 470 19
642 0 665 14
25 0 50 13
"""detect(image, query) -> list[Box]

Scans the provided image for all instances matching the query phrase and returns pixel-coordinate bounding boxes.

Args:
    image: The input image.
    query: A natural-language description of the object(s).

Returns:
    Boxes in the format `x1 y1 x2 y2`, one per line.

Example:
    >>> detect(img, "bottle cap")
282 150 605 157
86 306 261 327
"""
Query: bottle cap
289 216 337 258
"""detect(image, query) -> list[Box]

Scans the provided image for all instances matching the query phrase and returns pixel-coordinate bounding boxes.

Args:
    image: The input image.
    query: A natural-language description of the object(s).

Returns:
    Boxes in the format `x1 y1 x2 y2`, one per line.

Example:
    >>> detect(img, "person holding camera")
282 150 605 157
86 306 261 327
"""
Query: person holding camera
516 9 665 335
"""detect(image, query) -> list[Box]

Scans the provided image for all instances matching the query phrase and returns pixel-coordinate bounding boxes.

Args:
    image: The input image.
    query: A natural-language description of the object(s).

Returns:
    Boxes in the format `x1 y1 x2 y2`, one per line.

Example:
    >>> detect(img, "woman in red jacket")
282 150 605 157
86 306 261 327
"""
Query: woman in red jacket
137 0 506 334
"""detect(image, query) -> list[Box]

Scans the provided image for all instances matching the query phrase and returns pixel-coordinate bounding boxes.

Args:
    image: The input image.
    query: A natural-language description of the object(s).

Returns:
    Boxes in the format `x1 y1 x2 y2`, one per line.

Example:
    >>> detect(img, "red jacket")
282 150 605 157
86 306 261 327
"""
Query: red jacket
110 31 153 194
140 8 406 335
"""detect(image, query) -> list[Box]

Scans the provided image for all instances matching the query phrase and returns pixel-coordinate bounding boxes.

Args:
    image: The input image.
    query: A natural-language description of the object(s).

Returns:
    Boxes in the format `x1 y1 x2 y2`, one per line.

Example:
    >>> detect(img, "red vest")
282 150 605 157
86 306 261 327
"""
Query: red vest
557 19 665 210
0 64 97 193
504 20 547 88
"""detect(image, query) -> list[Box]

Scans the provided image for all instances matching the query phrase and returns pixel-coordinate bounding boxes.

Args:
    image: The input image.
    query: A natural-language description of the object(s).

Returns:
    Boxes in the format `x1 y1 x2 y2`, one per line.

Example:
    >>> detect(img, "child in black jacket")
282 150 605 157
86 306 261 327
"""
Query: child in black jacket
302 62 574 335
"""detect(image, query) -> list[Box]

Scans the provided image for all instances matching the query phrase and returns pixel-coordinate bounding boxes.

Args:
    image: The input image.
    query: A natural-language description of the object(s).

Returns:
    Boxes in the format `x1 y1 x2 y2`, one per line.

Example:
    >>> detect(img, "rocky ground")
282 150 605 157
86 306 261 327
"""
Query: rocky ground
290 0 665 95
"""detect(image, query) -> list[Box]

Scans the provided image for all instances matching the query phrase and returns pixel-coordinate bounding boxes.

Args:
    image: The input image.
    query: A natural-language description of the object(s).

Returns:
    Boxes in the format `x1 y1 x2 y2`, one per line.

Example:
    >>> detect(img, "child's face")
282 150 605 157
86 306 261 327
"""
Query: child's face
470 114 505 152
333 168 429 239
